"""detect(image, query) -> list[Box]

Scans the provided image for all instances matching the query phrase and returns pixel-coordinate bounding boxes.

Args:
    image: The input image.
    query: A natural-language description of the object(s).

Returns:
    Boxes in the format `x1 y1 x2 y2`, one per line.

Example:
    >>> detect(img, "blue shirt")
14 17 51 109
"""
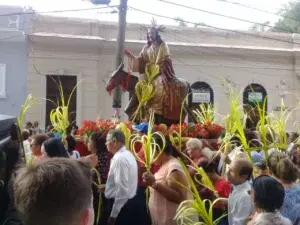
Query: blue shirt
281 184 300 224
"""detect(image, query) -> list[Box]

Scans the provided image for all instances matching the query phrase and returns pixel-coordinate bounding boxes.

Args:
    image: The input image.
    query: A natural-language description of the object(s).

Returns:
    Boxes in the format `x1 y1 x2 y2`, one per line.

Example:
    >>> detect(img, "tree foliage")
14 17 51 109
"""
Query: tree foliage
272 0 300 33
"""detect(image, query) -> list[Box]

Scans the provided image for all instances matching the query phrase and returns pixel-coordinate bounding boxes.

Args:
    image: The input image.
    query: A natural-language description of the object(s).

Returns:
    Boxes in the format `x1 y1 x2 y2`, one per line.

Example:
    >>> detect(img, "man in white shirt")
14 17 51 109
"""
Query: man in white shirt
105 129 138 225
227 158 254 225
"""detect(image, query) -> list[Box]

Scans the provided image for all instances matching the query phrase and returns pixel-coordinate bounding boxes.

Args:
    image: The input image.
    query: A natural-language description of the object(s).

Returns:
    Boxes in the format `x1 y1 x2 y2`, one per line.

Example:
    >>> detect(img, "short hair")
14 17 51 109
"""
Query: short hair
13 158 93 225
31 134 49 146
42 138 69 158
290 132 299 143
22 130 30 141
186 138 203 149
46 132 55 138
252 175 285 212
254 161 267 171
268 153 300 183
107 129 125 145
66 135 77 153
26 121 32 127
90 132 106 153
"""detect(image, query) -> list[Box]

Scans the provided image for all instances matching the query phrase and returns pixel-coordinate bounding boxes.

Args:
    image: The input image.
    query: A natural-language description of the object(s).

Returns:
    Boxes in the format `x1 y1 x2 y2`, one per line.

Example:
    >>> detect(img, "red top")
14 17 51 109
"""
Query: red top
214 178 231 208
137 150 160 187
75 141 90 157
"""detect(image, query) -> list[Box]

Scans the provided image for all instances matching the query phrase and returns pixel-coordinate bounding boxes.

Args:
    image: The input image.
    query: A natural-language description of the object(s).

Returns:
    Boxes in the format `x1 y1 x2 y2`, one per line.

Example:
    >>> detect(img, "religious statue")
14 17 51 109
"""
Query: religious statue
106 20 193 126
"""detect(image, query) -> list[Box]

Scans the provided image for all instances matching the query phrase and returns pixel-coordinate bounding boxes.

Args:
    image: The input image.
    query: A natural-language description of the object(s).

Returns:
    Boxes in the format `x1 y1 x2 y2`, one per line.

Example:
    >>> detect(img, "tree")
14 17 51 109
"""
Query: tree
174 17 187 27
249 21 270 32
194 22 208 28
272 0 300 33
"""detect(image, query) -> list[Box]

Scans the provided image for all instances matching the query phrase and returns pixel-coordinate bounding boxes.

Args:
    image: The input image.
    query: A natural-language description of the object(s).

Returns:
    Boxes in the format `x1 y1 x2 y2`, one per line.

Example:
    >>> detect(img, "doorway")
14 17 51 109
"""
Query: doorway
243 83 267 130
188 82 214 122
45 75 77 130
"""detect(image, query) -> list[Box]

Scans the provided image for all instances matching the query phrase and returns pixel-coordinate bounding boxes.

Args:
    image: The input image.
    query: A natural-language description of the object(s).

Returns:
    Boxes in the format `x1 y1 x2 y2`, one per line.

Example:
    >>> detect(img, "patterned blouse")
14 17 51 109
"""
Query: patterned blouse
251 212 292 225
281 185 300 224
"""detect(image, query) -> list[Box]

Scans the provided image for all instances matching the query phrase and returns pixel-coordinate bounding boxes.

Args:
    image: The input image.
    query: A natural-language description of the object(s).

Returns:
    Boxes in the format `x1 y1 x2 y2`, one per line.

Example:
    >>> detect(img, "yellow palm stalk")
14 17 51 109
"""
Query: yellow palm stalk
131 64 160 122
269 99 294 150
50 80 80 136
193 103 214 124
18 94 37 129
18 94 37 162
116 122 131 149
174 160 227 225
130 111 166 171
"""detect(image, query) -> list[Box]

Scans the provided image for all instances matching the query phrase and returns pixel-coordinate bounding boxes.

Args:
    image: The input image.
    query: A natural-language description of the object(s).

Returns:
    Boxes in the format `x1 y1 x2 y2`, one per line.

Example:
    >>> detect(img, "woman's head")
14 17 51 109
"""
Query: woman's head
153 135 180 165
186 139 203 159
88 132 106 154
42 138 69 158
31 134 49 156
253 162 268 179
251 175 285 212
268 152 300 184
65 135 77 154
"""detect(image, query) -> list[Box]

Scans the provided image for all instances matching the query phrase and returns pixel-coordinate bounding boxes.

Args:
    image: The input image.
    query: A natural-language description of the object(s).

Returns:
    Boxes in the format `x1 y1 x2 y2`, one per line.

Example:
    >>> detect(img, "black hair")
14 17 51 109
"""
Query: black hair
202 159 218 174
46 132 55 138
252 175 285 212
254 161 267 171
152 135 181 158
147 27 163 47
22 130 30 141
65 135 77 154
90 132 107 153
42 138 69 158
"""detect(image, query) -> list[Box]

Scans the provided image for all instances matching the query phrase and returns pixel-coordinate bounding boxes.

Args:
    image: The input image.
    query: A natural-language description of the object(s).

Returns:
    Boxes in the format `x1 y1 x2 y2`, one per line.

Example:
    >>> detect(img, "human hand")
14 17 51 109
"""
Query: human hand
124 49 133 57
142 171 156 186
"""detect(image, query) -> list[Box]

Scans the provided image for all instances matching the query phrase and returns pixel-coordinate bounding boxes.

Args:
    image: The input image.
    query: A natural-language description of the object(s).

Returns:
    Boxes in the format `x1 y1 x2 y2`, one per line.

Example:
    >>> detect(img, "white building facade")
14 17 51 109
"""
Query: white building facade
26 14 300 130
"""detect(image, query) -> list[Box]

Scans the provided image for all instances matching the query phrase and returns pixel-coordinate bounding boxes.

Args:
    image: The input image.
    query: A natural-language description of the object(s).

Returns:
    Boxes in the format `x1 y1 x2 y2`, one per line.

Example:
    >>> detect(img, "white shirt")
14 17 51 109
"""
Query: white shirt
228 181 254 225
105 146 138 218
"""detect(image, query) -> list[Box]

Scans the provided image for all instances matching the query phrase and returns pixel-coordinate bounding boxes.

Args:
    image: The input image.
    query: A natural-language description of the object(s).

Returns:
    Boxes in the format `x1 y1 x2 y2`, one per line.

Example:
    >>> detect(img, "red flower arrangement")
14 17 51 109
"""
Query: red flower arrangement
77 120 223 147
77 120 133 137
162 122 223 139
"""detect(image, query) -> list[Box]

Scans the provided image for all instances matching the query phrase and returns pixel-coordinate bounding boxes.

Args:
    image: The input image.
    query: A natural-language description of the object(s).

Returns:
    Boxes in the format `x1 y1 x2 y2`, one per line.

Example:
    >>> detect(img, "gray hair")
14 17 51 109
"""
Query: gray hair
186 138 203 149
107 129 125 144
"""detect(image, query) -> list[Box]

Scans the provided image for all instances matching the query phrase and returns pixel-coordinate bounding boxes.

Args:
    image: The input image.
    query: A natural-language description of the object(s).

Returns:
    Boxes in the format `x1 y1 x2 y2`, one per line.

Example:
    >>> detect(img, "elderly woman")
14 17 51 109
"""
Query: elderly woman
185 139 210 173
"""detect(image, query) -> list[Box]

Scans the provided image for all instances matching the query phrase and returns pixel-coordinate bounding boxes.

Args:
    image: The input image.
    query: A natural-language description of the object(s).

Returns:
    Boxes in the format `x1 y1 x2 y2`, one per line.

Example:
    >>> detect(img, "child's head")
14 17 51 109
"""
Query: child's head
253 162 268 178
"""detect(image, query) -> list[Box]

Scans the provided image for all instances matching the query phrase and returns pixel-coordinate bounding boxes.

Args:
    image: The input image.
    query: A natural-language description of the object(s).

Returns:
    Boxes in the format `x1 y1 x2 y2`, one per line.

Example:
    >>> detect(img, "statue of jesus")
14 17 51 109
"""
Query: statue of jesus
124 23 175 83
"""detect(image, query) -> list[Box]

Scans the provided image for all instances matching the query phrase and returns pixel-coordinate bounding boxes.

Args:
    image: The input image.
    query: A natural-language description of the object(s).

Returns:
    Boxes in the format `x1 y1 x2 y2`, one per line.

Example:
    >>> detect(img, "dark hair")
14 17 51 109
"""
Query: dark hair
153 135 181 158
46 125 54 132
289 132 299 143
244 129 260 148
26 122 32 128
107 130 125 145
147 27 163 46
42 138 69 158
268 153 300 184
13 158 92 225
90 132 106 153
239 162 253 181
252 175 285 212
202 159 218 174
22 130 30 141
254 161 267 171
66 135 77 154
46 132 55 138
32 134 49 147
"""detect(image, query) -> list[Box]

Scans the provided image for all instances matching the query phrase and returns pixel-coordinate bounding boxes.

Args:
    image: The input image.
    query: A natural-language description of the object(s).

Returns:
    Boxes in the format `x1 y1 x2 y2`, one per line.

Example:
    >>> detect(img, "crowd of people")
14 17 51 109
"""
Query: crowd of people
0 120 300 225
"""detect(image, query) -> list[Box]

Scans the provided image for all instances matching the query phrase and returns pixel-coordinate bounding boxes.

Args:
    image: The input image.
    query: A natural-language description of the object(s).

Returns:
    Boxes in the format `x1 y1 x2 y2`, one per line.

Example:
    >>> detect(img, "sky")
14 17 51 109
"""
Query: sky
0 0 292 30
